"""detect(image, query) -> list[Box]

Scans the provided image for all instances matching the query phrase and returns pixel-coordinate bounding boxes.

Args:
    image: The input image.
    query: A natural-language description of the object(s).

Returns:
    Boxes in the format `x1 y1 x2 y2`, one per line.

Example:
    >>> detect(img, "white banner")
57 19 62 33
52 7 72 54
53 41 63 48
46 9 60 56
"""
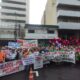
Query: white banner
44 51 75 63
0 60 24 77
22 40 38 48
61 51 75 63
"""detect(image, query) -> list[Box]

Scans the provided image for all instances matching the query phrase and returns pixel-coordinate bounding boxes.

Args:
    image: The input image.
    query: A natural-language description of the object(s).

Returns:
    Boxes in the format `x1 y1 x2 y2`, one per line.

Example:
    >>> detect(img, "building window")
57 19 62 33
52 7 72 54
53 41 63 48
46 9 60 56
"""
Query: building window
57 4 80 11
2 12 26 17
2 6 26 11
28 30 35 33
47 30 54 34
58 16 80 23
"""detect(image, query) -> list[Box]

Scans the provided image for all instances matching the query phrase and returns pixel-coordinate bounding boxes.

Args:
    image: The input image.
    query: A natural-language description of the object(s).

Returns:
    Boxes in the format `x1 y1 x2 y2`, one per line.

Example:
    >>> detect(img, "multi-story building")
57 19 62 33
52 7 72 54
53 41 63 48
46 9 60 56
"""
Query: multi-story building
25 24 58 46
0 0 29 45
42 0 80 39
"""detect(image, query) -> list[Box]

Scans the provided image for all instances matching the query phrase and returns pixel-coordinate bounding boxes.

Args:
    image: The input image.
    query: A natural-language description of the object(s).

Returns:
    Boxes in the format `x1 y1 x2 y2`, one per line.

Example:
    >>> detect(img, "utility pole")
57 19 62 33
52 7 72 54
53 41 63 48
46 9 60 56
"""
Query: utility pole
14 12 22 40
14 12 18 40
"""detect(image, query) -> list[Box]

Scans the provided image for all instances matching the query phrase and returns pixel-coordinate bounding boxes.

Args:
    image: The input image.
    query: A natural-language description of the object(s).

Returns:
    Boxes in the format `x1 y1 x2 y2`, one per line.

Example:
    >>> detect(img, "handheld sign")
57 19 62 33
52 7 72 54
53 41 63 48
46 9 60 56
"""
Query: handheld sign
8 42 20 48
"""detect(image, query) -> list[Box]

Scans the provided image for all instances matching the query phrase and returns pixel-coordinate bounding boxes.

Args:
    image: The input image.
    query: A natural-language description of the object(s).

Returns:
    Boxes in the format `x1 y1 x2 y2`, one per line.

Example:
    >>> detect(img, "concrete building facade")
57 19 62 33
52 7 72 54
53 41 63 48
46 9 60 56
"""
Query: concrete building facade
25 24 58 46
42 0 80 39
0 0 29 40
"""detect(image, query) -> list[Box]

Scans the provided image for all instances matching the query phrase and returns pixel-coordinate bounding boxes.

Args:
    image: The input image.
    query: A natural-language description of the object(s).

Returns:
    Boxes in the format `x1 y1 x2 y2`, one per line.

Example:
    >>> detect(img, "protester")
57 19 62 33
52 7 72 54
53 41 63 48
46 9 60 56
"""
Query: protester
0 48 5 63
23 48 29 58
1 37 80 64
39 47 45 54
16 48 23 59
33 47 40 56
5 48 17 61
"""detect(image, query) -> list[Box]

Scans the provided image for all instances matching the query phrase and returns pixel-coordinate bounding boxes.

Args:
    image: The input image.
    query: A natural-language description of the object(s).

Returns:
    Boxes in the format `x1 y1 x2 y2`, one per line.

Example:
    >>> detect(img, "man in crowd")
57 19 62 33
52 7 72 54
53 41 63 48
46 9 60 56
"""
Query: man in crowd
0 48 5 63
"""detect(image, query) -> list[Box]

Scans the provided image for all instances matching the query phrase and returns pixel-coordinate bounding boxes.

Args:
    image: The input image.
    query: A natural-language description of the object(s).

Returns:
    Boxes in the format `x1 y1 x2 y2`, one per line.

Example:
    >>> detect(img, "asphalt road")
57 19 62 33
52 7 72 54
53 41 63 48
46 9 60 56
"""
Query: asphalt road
0 62 80 80
37 62 80 80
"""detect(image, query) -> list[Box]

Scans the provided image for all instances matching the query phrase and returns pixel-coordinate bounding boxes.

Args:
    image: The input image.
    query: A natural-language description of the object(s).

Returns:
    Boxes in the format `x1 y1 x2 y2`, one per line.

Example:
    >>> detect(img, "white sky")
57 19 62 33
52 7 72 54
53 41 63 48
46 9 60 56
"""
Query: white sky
0 0 1 9
29 0 47 24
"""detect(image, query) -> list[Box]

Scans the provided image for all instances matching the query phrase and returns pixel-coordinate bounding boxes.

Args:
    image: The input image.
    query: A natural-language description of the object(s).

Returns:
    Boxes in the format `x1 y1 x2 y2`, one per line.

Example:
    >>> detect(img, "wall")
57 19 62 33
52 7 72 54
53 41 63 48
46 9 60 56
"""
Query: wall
41 0 57 25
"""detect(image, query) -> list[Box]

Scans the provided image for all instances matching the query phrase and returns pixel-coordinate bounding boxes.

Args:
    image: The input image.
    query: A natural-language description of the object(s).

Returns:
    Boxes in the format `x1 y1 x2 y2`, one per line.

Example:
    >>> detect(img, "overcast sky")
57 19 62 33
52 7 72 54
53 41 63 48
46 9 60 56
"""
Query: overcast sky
29 0 47 24
0 0 1 9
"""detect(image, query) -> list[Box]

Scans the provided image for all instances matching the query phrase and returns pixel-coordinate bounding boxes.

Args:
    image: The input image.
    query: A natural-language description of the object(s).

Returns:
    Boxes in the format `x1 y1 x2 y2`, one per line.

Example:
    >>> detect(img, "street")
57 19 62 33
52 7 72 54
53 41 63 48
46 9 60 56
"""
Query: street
37 62 80 80
0 62 80 80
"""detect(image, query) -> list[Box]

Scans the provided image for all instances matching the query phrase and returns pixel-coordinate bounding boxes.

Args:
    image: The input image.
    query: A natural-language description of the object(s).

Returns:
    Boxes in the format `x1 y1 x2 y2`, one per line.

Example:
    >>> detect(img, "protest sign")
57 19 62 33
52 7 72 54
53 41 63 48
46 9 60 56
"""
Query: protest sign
17 39 23 43
22 55 34 66
44 51 75 63
8 42 20 48
61 51 75 63
41 53 50 65
34 56 43 69
45 52 61 61
22 54 43 69
17 39 24 46
22 40 38 48
0 60 24 77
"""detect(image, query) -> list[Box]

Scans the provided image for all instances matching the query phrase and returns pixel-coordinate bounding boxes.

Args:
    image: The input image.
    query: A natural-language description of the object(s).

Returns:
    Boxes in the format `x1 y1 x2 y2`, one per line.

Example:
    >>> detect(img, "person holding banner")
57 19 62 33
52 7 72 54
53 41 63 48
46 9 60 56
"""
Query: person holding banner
23 48 29 58
0 49 5 63
17 48 23 59
33 47 40 56
5 48 17 61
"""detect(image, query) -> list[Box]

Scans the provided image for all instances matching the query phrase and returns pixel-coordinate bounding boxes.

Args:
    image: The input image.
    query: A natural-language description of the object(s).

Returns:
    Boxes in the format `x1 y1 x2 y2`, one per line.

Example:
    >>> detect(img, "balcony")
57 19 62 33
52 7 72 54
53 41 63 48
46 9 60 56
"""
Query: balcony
58 22 80 29
1 3 26 9
0 23 15 29
57 0 80 6
0 29 15 39
0 15 26 21
0 9 26 15
57 10 80 17
0 33 14 39
10 0 26 3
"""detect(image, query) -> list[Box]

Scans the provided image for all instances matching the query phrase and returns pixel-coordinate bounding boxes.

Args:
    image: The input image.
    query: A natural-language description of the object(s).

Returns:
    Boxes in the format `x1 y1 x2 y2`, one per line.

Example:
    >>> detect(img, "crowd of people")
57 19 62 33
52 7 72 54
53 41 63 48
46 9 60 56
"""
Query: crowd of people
0 38 80 63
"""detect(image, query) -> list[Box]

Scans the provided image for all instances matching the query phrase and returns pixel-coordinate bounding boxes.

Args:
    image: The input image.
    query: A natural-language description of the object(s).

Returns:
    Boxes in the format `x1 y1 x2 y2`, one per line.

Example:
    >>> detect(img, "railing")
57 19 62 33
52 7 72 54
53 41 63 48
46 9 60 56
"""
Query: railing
57 10 80 17
57 0 80 6
58 22 80 29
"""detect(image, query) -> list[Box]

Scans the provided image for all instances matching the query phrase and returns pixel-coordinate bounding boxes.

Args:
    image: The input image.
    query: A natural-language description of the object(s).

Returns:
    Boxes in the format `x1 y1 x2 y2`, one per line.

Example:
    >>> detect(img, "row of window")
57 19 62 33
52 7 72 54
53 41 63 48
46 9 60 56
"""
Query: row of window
2 6 26 11
28 30 54 34
1 12 26 17
58 16 80 23
57 4 80 11
1 19 25 23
